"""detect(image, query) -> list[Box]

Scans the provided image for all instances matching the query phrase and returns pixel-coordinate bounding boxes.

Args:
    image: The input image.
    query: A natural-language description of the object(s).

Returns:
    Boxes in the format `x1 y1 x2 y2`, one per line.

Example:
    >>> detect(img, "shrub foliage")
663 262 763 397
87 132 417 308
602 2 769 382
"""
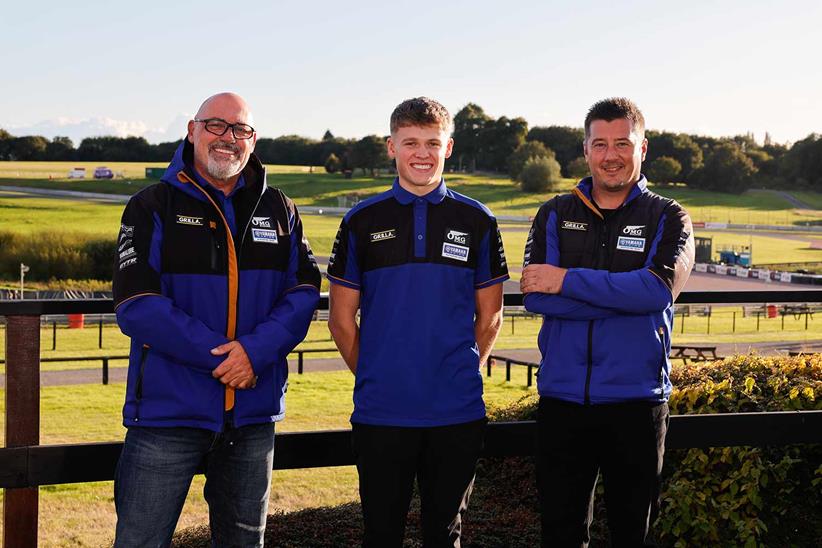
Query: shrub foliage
0 230 115 282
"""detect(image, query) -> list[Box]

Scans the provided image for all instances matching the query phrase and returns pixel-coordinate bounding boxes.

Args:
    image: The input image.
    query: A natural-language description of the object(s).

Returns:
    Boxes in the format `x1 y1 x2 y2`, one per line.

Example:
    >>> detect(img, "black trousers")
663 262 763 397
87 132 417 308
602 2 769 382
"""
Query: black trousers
537 397 669 548
351 418 486 548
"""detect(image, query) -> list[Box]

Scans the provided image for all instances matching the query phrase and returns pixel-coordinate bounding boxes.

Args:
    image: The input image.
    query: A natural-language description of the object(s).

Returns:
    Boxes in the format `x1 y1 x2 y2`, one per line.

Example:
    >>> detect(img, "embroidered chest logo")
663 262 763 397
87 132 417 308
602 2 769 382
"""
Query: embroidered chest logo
616 236 645 253
562 221 588 231
445 228 471 246
176 215 203 226
252 216 272 228
622 225 646 237
442 243 470 262
370 229 396 242
252 228 278 244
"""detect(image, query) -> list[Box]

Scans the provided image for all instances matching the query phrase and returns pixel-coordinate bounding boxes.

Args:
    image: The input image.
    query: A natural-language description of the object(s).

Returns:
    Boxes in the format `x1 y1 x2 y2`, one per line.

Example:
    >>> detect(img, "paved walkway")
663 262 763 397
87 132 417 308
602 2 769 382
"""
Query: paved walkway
1 341 820 388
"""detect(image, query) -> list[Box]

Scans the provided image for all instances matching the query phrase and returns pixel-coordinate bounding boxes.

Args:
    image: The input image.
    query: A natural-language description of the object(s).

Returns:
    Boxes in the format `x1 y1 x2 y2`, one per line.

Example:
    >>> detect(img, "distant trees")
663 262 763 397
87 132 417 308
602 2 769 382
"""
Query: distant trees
645 131 702 182
779 134 822 189
690 142 757 194
526 126 584 176
349 136 390 176
450 105 527 172
452 103 491 172
645 156 682 185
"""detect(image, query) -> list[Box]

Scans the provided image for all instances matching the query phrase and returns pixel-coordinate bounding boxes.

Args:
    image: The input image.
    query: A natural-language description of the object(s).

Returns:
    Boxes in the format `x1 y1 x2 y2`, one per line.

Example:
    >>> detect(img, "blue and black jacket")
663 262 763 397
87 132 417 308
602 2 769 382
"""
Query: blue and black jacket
524 176 694 404
113 140 321 431
327 179 509 426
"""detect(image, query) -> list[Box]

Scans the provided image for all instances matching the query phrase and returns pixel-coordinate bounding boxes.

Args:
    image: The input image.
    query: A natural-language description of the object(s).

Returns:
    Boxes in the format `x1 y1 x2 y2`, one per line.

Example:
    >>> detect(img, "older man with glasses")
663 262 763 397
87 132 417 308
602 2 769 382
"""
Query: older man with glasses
112 92 321 546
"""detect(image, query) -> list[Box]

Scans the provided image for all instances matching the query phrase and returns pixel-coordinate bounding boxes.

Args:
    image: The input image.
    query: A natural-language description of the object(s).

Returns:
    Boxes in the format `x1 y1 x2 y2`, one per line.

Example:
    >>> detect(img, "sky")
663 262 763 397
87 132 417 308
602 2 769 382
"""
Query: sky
1 0 819 146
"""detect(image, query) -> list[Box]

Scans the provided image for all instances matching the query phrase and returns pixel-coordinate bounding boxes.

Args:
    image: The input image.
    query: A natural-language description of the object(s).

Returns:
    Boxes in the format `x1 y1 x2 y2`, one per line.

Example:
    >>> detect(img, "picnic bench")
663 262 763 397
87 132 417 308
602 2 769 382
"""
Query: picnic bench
670 345 720 362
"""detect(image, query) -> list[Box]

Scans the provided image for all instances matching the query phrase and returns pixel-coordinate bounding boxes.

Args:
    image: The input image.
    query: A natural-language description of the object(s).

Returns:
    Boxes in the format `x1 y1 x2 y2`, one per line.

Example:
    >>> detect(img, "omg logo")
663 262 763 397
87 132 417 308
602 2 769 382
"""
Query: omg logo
445 229 470 246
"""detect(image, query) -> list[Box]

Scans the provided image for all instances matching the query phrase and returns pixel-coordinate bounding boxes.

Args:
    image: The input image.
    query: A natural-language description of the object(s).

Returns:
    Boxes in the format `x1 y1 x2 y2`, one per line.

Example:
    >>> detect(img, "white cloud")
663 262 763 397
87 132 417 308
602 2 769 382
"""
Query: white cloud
6 114 191 144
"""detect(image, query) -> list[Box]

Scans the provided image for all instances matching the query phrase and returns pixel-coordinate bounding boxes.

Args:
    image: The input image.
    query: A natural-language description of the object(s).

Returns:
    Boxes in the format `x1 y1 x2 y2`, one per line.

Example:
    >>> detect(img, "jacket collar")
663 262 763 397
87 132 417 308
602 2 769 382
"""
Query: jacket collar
160 139 266 202
575 175 648 208
391 177 447 205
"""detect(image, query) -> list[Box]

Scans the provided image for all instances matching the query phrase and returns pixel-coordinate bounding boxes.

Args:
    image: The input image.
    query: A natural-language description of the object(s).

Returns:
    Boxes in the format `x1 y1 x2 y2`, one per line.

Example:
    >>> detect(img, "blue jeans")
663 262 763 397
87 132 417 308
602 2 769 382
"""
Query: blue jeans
114 422 276 547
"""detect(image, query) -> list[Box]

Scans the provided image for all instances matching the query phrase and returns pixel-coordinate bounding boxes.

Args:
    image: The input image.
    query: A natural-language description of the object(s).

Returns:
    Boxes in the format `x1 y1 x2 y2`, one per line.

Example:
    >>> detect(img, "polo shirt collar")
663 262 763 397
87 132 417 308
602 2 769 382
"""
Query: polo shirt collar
391 177 447 205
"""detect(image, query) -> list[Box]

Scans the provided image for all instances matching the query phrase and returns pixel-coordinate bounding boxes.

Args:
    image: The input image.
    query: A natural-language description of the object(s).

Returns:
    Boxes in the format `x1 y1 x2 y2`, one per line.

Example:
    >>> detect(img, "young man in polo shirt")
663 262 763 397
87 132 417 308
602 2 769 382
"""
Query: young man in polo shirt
327 97 508 547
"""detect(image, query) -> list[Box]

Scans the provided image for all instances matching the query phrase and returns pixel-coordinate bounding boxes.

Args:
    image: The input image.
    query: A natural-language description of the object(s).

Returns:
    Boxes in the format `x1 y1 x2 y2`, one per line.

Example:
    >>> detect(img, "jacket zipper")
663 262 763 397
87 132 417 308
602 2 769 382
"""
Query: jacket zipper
134 345 149 421
584 321 594 405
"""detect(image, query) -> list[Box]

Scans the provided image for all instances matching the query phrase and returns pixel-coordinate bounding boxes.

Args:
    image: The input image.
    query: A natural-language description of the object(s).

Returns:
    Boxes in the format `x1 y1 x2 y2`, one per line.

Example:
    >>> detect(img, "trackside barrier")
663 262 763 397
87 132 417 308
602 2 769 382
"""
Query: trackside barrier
2 290 822 547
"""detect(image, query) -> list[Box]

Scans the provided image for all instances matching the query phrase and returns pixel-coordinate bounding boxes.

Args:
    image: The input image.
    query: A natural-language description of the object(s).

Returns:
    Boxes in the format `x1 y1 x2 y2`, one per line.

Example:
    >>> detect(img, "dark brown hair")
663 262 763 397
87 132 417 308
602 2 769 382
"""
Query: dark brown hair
584 97 645 139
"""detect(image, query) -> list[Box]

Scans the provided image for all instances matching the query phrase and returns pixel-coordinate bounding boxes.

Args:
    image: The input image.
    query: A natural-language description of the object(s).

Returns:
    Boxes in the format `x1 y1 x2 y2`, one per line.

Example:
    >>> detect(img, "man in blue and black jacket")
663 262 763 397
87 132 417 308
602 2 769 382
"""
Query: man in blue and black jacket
112 92 320 546
521 97 694 547
327 97 508 547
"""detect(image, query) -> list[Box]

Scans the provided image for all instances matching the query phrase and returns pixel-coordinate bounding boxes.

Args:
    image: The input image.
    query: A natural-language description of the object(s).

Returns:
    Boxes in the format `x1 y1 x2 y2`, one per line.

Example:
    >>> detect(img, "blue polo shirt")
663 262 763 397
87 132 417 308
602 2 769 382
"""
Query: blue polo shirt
327 179 509 426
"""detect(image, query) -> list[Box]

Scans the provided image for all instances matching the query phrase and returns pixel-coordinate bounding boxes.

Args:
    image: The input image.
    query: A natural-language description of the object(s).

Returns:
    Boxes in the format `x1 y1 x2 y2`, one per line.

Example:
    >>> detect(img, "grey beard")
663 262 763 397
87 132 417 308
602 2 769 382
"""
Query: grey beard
206 154 243 181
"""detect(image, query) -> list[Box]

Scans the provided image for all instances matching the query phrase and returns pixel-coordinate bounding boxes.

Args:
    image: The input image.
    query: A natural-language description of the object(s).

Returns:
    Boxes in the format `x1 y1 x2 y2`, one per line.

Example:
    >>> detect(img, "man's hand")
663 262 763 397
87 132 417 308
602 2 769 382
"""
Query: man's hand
521 264 567 295
211 341 257 389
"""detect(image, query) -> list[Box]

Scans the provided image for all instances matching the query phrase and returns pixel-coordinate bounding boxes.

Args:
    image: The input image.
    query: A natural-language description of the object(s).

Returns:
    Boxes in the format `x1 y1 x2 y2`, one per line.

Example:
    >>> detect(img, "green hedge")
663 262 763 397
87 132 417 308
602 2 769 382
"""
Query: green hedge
174 355 821 547
659 354 821 547
0 230 115 282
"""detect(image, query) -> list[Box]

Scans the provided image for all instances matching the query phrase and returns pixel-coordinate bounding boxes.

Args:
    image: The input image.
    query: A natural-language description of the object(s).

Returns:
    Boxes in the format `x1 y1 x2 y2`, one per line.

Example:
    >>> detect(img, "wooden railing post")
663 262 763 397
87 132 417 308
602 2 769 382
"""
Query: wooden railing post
4 314 41 548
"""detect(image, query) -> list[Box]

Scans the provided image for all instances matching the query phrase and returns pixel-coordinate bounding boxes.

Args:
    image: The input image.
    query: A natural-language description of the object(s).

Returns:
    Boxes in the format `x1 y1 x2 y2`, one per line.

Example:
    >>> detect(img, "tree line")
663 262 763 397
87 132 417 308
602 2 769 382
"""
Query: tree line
2 105 821 193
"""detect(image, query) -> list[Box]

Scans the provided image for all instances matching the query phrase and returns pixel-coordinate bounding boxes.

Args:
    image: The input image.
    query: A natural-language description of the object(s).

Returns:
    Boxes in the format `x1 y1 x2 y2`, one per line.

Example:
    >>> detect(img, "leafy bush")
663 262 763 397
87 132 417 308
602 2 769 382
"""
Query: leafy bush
507 141 554 180
519 155 562 193
660 354 821 546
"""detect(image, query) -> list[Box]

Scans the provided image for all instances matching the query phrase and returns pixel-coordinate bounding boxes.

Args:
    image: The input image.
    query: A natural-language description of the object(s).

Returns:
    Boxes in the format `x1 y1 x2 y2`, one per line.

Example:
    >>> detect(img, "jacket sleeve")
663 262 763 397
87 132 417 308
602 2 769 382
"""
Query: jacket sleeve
560 201 695 313
113 191 229 372
523 200 620 320
236 196 321 372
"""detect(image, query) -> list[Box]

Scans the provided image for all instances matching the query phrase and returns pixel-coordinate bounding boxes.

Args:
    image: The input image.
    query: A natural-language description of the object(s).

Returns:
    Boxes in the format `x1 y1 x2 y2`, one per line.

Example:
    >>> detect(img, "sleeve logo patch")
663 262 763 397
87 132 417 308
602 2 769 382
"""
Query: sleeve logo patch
370 229 396 242
616 236 645 252
622 225 646 237
445 228 471 246
176 215 203 226
252 216 272 228
562 221 588 231
252 228 279 244
442 242 470 262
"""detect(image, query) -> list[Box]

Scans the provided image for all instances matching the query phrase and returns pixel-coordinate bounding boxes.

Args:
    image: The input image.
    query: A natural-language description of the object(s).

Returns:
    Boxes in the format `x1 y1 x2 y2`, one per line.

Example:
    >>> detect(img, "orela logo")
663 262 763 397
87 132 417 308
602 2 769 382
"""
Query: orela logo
562 221 588 231
370 229 396 242
176 215 203 226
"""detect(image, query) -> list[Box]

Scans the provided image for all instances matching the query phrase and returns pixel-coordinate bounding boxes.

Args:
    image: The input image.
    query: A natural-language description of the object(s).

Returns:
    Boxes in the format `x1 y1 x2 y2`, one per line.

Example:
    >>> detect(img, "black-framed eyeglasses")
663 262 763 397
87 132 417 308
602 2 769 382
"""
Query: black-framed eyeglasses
194 118 255 140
